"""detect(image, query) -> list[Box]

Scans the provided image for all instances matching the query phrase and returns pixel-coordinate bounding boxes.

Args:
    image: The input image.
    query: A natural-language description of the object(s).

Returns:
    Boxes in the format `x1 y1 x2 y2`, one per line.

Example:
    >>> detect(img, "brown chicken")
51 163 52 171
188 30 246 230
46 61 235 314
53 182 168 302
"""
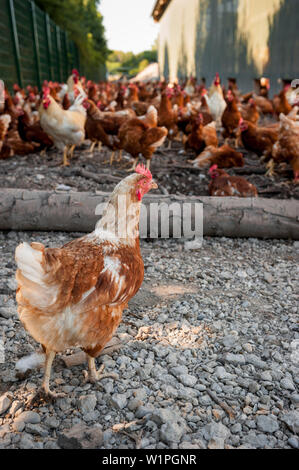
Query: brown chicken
158 89 178 147
241 98 260 124
18 110 53 152
15 167 158 402
4 89 23 127
62 93 72 110
87 81 99 103
5 129 39 156
222 90 241 140
273 89 292 118
85 102 135 161
208 165 258 197
252 94 274 115
185 114 218 155
117 117 168 170
239 118 278 158
127 84 149 116
198 91 214 126
84 100 114 156
191 144 244 168
271 113 299 181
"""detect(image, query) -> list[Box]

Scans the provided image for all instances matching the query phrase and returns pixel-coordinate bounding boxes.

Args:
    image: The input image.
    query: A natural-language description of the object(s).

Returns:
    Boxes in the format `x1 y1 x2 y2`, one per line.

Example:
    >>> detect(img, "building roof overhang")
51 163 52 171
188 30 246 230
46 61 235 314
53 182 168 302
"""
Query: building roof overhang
151 0 172 22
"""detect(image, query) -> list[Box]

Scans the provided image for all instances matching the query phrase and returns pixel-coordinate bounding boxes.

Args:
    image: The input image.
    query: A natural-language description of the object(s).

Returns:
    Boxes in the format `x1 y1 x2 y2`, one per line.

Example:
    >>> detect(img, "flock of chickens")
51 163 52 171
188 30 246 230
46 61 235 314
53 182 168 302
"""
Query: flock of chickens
7 70 298 401
1 69 299 197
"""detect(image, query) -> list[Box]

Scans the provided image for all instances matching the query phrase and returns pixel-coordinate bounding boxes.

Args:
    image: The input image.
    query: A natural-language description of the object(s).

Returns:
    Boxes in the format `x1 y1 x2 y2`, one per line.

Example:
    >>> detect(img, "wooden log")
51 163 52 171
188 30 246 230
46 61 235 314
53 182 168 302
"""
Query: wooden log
0 188 298 239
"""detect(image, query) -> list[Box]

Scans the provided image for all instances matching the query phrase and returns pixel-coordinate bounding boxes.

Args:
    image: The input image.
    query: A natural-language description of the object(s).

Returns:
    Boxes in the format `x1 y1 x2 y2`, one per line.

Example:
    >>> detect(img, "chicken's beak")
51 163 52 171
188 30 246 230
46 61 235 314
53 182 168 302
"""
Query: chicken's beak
151 181 158 190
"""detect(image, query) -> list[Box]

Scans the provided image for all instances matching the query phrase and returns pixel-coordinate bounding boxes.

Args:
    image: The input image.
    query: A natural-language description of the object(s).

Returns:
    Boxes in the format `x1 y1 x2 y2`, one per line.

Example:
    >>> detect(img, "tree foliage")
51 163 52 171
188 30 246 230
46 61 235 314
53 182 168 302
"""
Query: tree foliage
34 0 108 79
107 49 157 78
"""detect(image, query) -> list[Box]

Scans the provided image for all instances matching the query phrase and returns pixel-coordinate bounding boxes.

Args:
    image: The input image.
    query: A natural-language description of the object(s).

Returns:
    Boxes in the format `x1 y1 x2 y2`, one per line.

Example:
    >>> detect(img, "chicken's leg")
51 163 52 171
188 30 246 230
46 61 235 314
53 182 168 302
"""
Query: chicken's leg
117 149 123 162
126 157 139 172
62 147 69 166
84 141 97 154
265 159 276 177
83 356 118 384
110 151 115 165
103 151 116 165
98 141 102 152
68 145 76 159
28 350 65 406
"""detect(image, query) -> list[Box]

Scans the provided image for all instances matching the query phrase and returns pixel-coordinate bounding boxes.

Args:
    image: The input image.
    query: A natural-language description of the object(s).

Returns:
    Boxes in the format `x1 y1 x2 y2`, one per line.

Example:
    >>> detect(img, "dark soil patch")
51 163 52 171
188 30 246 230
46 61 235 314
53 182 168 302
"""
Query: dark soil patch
0 139 298 199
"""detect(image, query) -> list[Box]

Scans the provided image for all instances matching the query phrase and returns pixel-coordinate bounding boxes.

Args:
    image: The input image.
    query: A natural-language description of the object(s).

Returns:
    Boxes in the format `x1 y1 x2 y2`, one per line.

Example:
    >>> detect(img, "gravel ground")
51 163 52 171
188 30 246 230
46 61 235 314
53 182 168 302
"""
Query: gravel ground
1 139 298 199
0 231 298 449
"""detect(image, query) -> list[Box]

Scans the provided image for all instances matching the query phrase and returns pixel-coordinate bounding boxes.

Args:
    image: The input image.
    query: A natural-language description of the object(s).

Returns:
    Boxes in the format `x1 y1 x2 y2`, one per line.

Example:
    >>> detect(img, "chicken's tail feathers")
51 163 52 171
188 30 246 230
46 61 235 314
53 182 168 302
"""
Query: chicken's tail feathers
15 242 58 308
145 105 158 127
15 242 45 285
73 87 87 105
0 114 12 150
15 352 45 374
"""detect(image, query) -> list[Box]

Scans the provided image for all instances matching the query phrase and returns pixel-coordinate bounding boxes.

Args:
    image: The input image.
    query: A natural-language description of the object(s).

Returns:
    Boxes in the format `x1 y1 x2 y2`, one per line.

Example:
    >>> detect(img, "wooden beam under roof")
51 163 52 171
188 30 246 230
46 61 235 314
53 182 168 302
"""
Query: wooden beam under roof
151 0 172 22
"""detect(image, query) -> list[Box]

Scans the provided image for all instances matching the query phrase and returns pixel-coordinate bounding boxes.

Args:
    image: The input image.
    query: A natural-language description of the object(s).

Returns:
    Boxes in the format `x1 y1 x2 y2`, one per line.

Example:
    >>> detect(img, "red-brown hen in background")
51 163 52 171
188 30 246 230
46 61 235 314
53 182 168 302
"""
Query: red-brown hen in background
208 165 258 197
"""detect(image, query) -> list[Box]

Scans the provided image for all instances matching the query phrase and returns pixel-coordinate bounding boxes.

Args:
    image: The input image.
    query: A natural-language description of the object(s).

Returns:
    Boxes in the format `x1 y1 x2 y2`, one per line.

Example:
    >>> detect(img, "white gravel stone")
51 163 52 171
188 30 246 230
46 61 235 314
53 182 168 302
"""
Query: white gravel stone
14 411 41 426
77 394 97 414
160 422 184 444
280 378 295 391
256 415 279 433
0 394 12 415
110 393 127 410
281 411 299 434
203 421 230 441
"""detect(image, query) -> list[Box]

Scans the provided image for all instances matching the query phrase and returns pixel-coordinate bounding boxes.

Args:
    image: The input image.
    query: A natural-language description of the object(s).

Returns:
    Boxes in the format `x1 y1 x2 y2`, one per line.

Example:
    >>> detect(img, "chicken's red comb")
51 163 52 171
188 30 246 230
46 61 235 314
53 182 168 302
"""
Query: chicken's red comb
239 117 244 125
135 164 152 180
72 69 79 76
42 86 50 96
209 164 218 174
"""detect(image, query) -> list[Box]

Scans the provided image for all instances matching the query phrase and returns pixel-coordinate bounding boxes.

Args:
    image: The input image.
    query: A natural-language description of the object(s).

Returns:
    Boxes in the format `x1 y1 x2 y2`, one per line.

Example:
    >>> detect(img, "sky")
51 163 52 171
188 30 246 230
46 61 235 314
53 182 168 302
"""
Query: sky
99 0 160 54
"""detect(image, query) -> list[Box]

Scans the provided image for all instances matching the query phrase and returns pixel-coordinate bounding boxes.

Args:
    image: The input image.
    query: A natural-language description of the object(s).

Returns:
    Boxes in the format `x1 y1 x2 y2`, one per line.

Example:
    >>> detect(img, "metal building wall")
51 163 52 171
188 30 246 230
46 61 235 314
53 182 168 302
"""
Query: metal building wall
157 0 299 94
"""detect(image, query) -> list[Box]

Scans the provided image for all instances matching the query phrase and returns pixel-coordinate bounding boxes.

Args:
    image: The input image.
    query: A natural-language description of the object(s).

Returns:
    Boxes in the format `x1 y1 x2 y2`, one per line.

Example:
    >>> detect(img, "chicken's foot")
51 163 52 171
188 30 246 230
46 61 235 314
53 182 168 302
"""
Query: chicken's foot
125 157 139 172
103 151 115 165
84 141 97 155
83 358 118 384
28 351 65 407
